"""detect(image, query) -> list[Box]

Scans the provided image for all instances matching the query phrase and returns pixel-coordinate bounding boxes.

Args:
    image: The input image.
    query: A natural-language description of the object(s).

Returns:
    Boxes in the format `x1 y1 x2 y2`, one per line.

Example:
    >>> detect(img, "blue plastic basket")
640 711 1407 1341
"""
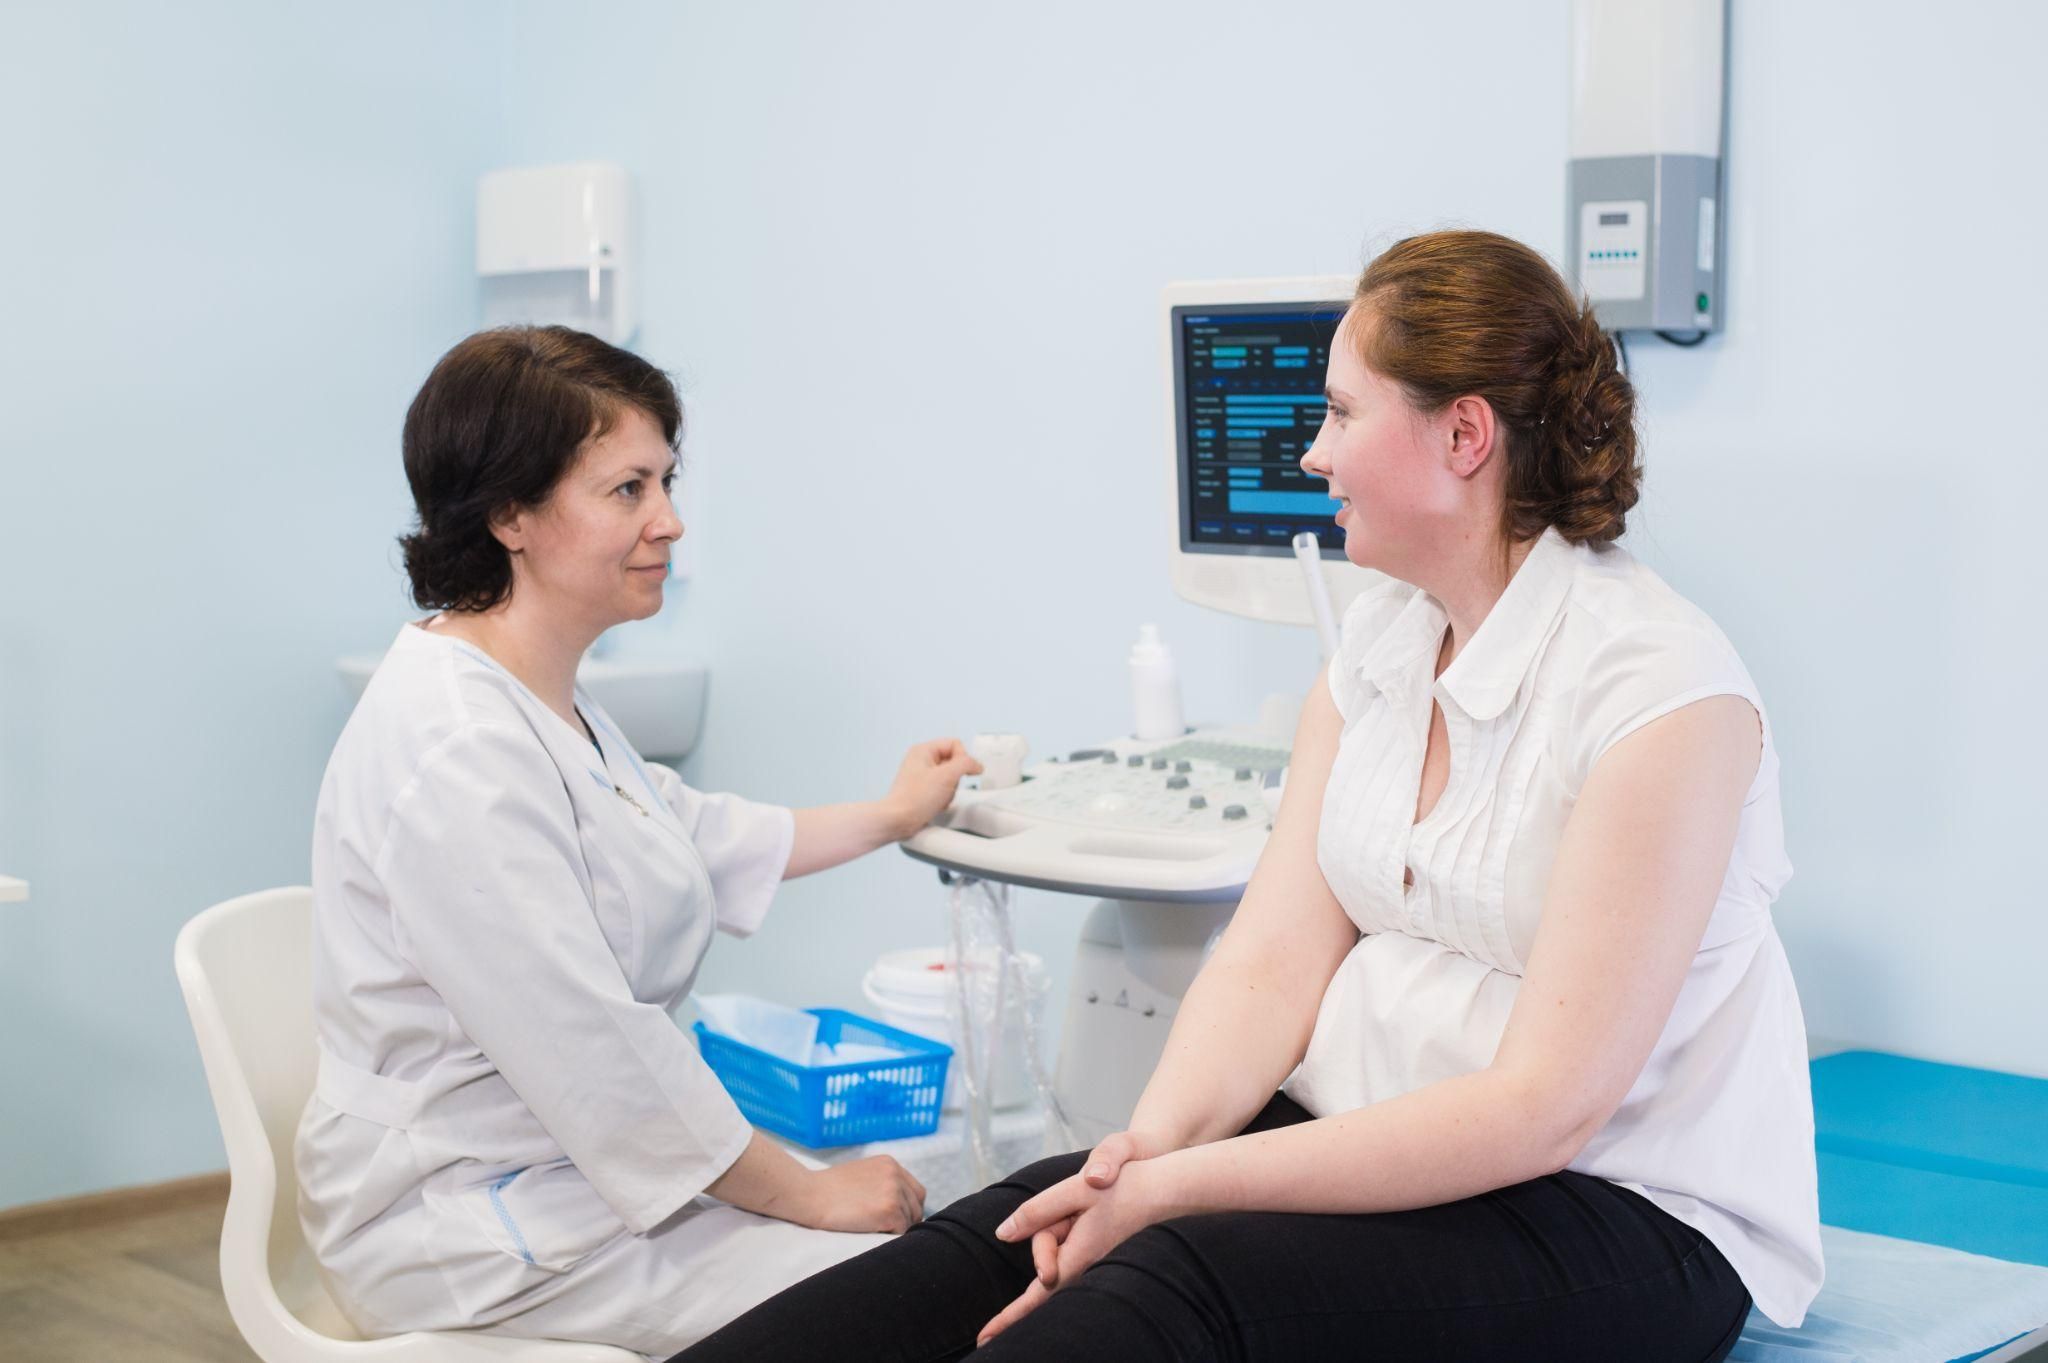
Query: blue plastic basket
693 1007 953 1148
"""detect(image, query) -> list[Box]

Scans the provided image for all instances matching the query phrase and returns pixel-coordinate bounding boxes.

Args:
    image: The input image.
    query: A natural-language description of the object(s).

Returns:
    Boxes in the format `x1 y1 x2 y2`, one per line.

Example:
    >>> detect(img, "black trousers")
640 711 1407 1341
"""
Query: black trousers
673 1094 1752 1362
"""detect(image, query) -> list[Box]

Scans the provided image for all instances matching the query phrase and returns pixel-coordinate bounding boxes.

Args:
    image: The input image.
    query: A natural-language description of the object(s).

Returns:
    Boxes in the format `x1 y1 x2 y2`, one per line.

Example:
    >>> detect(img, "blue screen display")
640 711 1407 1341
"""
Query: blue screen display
1175 301 1346 555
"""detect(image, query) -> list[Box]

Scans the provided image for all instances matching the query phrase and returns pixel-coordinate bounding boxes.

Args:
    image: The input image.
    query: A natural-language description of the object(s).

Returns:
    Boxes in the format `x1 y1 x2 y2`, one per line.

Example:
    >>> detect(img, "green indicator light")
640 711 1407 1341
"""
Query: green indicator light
1696 292 1711 311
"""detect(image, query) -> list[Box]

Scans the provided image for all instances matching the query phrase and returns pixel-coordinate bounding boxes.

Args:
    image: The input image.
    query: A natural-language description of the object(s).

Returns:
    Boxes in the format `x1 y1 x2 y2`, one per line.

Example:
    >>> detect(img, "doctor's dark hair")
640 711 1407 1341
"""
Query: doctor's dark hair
397 326 682 613
1351 230 1640 546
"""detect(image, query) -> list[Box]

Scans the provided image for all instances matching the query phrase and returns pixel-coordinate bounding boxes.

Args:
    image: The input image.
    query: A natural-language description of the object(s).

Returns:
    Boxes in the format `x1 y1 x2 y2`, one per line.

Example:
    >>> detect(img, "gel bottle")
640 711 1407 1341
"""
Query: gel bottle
1129 624 1185 741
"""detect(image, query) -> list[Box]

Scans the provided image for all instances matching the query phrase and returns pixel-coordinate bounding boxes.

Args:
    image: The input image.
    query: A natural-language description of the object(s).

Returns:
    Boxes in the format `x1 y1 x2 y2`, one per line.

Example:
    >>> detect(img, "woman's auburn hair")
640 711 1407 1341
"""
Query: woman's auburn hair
1352 229 1641 547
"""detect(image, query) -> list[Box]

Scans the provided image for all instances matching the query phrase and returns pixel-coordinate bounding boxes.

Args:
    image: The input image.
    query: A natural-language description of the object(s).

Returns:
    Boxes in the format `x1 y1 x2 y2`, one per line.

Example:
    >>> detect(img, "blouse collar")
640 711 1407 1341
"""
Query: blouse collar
1352 526 1580 721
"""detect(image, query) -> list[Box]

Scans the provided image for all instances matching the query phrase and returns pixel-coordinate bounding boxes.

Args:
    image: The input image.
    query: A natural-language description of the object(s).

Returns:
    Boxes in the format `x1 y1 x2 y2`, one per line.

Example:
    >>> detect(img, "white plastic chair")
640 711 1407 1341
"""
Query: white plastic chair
175 886 640 1363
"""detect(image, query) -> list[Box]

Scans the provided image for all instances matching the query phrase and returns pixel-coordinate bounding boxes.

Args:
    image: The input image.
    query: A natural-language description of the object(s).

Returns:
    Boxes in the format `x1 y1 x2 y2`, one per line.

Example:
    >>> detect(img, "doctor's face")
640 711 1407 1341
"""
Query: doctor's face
1300 306 1464 581
504 406 682 630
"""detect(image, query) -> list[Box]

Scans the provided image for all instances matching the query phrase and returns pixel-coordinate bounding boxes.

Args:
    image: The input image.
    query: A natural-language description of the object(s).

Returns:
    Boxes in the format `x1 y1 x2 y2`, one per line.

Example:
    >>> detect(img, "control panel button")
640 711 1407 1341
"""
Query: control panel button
1222 804 1248 820
1166 775 1190 790
1188 795 1207 810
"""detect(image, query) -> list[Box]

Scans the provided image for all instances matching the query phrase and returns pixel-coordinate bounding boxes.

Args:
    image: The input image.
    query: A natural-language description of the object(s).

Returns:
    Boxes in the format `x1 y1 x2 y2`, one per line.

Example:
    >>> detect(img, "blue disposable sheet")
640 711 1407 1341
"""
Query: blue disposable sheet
1729 1052 2048 1361
1811 1051 2048 1266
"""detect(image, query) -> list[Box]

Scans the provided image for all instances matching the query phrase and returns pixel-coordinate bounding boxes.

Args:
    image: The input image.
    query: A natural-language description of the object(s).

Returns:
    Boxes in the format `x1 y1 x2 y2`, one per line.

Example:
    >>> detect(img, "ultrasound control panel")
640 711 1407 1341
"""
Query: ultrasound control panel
901 730 1291 902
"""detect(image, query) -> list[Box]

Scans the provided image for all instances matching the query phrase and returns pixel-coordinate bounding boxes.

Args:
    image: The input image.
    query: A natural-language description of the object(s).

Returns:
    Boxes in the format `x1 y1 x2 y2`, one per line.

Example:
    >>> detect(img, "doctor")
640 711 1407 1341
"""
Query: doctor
296 325 979 1355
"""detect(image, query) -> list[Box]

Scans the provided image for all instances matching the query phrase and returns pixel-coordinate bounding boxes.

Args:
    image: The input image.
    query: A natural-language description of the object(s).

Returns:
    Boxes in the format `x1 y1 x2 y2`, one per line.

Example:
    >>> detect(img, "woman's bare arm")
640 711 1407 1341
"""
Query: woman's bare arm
1137 693 1763 1213
1119 676 1362 1151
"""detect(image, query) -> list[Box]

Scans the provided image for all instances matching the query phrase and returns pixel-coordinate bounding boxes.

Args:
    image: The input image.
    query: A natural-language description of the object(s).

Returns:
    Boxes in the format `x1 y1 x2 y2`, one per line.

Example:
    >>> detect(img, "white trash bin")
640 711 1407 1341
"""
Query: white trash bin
861 946 1049 1112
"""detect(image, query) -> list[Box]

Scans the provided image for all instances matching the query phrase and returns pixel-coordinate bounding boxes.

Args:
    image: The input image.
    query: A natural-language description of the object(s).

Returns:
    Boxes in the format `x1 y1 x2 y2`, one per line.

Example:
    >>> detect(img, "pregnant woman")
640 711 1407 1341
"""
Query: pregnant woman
673 229 1822 1362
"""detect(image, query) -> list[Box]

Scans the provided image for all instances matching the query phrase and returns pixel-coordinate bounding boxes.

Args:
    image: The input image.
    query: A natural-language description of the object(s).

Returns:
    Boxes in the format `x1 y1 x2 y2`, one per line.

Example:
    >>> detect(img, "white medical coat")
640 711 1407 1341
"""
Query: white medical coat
296 623 886 1355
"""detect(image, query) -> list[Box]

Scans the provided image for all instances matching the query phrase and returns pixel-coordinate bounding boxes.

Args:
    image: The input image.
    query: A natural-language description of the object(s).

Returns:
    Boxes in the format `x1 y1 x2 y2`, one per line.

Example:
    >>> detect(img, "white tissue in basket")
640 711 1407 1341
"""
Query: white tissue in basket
695 994 909 1069
694 993 820 1065
813 1041 905 1066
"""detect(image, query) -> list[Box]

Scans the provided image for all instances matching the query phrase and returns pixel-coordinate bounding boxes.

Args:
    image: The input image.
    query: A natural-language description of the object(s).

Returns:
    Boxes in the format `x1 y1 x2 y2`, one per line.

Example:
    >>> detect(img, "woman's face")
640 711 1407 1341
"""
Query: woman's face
1300 306 1492 581
498 406 682 631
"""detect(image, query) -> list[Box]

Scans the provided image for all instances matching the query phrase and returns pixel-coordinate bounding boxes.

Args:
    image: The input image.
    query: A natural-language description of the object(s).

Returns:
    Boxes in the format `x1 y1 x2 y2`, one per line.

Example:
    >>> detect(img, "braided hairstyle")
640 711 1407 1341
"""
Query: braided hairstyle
1351 230 1640 546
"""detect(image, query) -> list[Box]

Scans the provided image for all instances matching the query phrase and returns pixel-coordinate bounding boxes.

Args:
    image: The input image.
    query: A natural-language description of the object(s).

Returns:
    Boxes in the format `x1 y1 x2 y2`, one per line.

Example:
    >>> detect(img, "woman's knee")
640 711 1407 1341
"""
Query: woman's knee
923 1151 1089 1240
991 1224 1237 1356
1096 1217 1227 1284
1000 1151 1090 1196
1091 1213 1296 1306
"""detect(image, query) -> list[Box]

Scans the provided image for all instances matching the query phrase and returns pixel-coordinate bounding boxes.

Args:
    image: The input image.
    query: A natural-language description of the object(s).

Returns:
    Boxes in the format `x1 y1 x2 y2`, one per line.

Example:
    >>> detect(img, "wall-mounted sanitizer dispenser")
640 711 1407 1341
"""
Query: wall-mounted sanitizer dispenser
477 162 637 345
1568 0 1727 334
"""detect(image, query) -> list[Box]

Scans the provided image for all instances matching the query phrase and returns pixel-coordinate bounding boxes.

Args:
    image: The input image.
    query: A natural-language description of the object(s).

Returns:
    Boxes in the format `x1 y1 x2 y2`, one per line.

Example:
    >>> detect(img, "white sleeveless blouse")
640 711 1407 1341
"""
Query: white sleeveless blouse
1282 527 1823 1328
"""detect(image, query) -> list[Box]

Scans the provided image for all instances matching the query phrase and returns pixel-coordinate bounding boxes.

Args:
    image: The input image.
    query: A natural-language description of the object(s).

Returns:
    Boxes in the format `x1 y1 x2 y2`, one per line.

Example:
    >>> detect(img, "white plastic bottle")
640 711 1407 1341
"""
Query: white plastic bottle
1129 623 1185 741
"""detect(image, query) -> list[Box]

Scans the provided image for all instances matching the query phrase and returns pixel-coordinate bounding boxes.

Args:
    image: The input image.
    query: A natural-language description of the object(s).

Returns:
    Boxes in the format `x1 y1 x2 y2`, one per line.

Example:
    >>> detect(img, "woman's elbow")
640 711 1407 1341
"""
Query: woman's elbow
1494 1068 1612 1177
1541 1110 1608 1176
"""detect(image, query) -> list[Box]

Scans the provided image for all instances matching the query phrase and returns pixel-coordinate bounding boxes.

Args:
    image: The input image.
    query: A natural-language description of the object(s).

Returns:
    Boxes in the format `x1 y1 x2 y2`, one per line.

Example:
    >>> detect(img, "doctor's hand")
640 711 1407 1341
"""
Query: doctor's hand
881 738 981 839
792 1155 927 1235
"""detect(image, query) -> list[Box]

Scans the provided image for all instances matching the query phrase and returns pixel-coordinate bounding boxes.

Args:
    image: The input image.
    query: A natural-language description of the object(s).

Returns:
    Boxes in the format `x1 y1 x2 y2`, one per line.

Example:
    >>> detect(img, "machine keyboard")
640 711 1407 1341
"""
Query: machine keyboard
1143 738 1290 773
984 747 1281 834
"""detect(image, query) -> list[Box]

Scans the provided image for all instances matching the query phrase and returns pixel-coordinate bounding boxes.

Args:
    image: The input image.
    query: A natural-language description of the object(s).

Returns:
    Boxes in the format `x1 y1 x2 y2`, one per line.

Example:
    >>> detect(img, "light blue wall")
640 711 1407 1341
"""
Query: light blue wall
500 0 2048 1081
489 0 1569 1046
1603 1 2047 1078
0 3 508 1206
4 1 2042 1210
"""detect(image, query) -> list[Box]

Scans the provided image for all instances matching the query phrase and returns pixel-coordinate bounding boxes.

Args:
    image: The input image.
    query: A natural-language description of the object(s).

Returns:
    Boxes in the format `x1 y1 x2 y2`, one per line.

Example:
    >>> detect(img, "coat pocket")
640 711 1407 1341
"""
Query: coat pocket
431 1157 626 1289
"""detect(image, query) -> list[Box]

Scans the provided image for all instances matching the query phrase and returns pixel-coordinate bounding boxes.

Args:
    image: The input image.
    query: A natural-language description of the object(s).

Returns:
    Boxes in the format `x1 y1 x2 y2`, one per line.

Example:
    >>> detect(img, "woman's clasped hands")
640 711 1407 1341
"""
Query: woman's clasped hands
980 1128 1190 1346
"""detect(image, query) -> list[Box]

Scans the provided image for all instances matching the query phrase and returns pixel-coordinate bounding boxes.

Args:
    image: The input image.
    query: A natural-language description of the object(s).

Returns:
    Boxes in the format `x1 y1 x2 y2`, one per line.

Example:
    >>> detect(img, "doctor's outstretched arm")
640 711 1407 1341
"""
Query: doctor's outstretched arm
783 738 981 879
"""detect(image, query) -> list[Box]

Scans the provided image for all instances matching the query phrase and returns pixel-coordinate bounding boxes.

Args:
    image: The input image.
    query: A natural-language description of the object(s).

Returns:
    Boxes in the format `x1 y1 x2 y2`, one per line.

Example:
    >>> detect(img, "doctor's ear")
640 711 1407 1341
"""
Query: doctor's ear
1444 395 1499 480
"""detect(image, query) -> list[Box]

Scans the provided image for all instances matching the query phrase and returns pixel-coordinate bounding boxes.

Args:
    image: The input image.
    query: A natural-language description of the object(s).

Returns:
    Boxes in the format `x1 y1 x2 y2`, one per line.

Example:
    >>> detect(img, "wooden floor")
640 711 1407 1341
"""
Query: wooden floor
0 1192 256 1363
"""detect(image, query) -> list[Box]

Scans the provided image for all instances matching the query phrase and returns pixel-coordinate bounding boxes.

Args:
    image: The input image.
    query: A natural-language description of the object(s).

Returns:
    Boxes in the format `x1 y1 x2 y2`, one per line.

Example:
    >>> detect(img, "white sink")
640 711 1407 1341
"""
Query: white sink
337 654 709 760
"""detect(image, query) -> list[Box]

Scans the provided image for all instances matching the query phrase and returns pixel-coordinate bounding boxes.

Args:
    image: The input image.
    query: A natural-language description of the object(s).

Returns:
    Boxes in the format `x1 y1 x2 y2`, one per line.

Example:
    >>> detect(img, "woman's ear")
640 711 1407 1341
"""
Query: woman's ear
1445 395 1499 480
487 502 526 554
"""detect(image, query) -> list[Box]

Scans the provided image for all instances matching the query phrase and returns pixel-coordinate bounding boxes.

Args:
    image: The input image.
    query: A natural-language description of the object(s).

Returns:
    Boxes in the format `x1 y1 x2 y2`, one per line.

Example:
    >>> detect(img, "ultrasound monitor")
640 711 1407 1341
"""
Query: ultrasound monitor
1163 277 1385 627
